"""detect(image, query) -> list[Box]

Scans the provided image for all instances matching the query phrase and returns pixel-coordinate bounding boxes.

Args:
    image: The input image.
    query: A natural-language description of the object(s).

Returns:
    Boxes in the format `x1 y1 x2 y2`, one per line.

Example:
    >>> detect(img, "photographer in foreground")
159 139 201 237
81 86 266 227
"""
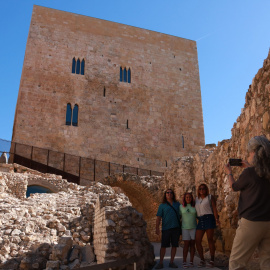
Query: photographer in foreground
225 136 270 270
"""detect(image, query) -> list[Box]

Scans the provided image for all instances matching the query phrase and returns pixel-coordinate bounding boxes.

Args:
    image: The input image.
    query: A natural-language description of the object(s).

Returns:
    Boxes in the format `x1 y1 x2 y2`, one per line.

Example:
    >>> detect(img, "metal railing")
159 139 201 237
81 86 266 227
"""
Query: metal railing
1 139 164 184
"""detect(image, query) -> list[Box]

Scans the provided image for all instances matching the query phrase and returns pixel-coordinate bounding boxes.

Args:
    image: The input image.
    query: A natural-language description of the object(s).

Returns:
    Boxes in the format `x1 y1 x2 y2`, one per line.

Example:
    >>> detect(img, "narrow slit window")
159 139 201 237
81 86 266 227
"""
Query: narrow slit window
66 103 72 125
81 59 85 75
103 87 106 97
72 104 79 126
72 58 76 73
76 59 81 74
182 135 184 148
123 68 127 82
128 68 131 83
120 67 123 82
165 160 168 167
126 120 129 129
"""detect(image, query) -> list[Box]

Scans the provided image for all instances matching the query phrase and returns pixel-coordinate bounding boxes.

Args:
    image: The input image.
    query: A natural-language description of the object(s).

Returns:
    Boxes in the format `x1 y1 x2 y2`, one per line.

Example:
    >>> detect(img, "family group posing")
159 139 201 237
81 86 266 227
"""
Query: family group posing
155 184 218 269
155 136 270 270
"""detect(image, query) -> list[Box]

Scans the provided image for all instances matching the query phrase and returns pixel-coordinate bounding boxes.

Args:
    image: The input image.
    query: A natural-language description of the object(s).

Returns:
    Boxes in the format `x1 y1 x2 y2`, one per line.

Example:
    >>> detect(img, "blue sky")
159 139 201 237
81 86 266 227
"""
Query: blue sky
1 0 270 145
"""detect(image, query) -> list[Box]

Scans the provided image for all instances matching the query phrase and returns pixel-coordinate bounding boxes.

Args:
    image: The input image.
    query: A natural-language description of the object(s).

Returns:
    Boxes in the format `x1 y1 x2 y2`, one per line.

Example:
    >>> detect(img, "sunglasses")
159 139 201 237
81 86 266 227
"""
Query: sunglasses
166 191 173 194
199 187 206 190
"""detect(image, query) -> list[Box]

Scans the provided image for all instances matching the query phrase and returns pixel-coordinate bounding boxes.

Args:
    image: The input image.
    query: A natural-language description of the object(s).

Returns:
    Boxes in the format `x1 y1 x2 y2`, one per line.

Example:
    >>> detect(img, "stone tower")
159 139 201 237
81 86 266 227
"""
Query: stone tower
12 5 205 173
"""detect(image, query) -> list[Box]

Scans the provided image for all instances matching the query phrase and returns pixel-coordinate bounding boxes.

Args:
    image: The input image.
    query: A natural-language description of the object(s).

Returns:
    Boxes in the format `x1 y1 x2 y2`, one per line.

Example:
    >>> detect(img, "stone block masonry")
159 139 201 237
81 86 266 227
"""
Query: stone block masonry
12 5 205 173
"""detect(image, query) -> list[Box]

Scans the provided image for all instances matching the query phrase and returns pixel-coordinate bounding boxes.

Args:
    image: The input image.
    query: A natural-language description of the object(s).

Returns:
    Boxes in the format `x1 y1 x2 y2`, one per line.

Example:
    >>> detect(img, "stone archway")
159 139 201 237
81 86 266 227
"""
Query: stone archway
27 178 61 193
101 173 165 242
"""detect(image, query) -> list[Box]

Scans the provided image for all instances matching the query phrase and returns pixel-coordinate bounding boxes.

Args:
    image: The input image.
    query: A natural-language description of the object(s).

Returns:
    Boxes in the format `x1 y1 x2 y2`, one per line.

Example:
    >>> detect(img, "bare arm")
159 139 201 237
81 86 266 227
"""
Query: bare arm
156 216 161 235
224 163 236 188
224 160 251 189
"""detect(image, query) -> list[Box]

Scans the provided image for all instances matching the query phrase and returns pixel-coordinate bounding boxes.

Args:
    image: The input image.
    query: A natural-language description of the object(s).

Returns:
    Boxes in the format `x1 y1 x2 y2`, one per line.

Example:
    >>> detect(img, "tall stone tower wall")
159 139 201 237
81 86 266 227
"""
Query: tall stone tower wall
12 5 205 172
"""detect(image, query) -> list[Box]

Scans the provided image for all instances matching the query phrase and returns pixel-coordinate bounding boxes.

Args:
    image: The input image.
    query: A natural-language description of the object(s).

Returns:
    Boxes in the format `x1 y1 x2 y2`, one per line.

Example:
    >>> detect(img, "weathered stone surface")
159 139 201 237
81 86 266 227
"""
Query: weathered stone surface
12 5 204 178
164 49 270 269
0 169 154 269
101 173 165 242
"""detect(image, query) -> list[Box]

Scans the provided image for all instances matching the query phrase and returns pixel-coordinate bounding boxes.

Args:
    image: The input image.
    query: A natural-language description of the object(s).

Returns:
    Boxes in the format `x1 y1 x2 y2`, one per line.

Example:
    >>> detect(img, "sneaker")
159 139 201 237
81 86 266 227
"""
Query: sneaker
189 262 194 268
206 260 215 268
183 262 188 269
169 262 178 268
155 263 164 269
198 260 206 268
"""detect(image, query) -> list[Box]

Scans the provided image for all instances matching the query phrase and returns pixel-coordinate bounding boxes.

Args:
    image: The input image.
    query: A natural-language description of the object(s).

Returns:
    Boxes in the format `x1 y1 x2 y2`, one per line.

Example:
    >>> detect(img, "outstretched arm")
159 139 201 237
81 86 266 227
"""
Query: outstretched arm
224 160 251 189
224 163 236 189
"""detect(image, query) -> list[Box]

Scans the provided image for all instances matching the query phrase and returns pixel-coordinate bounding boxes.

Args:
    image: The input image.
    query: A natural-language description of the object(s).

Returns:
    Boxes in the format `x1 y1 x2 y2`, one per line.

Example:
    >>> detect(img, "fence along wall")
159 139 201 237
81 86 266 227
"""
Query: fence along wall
10 142 163 185
12 5 205 173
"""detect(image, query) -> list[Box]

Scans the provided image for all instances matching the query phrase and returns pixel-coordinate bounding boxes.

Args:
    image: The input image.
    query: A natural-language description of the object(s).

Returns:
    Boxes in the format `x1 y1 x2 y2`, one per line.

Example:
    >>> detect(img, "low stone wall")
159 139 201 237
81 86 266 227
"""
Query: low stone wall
101 173 165 243
94 194 154 269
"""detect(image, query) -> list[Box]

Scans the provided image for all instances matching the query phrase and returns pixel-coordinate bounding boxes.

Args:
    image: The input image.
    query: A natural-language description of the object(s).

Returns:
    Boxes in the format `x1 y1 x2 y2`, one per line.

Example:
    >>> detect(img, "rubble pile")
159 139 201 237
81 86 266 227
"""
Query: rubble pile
0 170 154 269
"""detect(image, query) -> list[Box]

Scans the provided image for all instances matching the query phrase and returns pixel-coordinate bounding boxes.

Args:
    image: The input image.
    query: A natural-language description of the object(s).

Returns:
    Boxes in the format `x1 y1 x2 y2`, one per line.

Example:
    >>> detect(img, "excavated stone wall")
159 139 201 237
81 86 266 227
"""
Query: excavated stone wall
101 173 166 242
164 50 270 268
0 170 155 269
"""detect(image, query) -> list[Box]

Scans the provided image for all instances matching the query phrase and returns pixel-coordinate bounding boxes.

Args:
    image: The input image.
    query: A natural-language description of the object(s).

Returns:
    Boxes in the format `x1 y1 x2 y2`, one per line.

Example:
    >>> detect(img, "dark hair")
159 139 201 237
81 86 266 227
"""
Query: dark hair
247 136 270 180
162 189 177 203
197 184 209 198
182 192 195 207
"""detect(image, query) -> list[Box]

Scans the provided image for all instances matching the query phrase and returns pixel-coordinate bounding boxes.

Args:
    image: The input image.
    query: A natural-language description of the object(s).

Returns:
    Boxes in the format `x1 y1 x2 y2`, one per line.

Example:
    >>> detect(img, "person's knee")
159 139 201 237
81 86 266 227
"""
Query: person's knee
195 239 202 245
207 236 214 244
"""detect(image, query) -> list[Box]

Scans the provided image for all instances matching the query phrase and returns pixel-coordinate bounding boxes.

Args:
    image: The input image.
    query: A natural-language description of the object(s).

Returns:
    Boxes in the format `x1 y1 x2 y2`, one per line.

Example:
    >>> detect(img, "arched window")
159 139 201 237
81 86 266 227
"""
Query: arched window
120 67 123 82
76 59 81 74
66 103 72 125
81 59 85 75
72 104 79 126
128 68 131 83
72 58 76 73
123 68 127 82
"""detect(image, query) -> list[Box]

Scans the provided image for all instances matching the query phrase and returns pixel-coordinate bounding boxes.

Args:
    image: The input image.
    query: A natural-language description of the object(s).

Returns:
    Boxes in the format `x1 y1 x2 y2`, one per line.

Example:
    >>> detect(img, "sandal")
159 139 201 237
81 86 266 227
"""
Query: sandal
198 260 206 268
206 260 215 268
189 262 194 268
183 262 188 269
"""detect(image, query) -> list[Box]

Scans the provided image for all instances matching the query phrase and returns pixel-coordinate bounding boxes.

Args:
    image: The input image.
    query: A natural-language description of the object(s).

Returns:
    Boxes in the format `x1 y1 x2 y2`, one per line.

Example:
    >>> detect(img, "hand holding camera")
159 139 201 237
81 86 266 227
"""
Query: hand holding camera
229 158 242 166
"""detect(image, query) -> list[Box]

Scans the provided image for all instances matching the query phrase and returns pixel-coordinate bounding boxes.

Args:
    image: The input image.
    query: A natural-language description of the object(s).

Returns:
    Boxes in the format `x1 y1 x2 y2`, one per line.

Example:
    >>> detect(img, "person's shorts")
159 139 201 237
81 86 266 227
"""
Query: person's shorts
182 228 196 241
196 214 216 230
161 227 181 248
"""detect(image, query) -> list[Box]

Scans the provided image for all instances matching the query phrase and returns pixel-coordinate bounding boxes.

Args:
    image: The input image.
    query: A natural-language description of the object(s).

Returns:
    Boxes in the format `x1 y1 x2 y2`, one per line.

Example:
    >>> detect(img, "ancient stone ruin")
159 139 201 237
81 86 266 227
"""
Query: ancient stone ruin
2 42 269 270
0 164 155 269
